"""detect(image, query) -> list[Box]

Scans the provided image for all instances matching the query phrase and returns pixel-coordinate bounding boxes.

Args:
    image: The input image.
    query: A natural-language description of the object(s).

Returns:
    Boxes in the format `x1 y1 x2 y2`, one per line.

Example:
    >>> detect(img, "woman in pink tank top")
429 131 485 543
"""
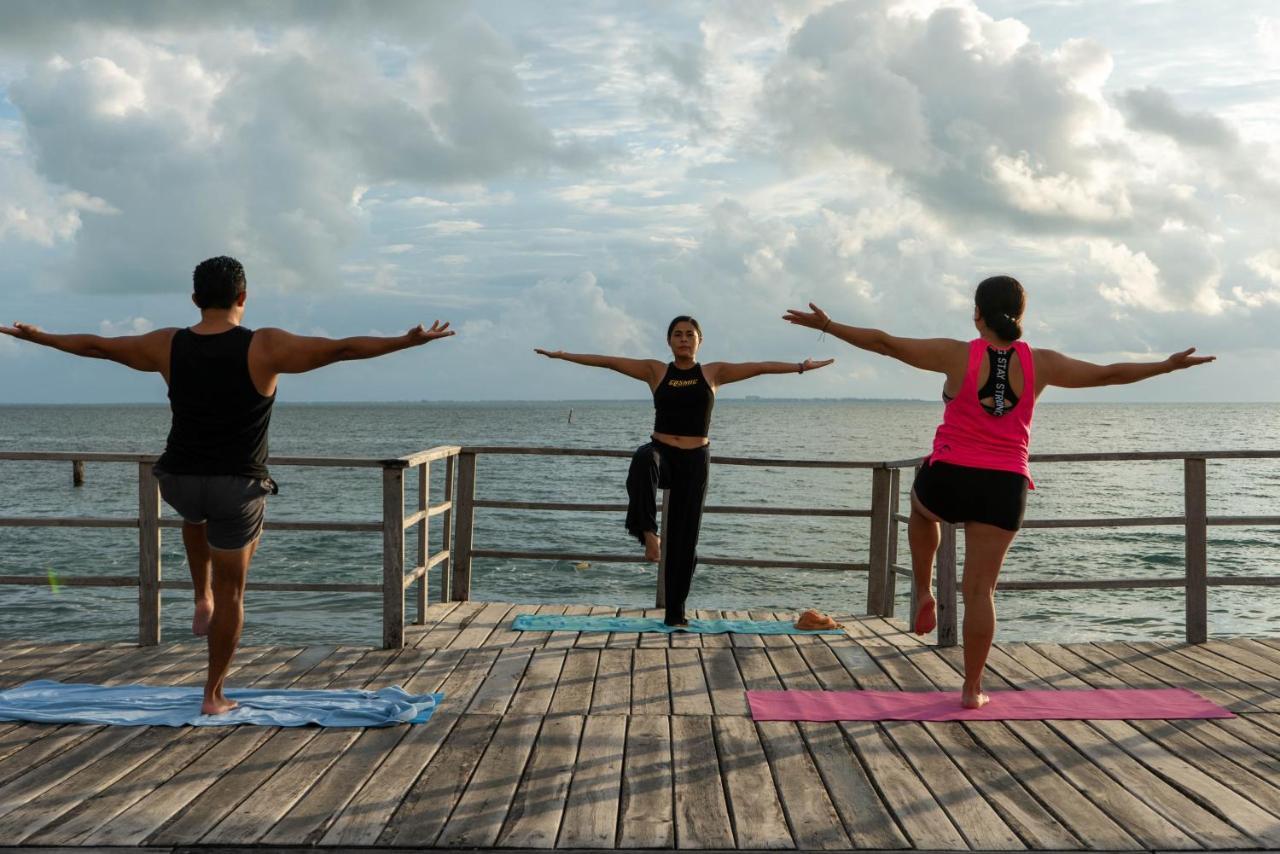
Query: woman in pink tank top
785 276 1214 709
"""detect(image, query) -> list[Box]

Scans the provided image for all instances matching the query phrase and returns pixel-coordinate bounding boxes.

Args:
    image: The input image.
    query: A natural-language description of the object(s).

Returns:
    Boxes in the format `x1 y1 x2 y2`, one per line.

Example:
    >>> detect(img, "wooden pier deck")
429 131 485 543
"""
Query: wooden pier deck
2 602 1280 852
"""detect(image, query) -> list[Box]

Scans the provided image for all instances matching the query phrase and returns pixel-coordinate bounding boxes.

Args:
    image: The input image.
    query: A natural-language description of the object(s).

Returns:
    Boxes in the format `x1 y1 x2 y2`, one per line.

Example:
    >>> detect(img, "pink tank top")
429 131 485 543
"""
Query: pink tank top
930 339 1036 487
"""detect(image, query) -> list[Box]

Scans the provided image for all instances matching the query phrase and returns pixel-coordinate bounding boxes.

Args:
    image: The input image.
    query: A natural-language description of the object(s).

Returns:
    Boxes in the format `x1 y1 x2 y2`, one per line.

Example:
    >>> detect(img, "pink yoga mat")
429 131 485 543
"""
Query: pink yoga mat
747 688 1234 721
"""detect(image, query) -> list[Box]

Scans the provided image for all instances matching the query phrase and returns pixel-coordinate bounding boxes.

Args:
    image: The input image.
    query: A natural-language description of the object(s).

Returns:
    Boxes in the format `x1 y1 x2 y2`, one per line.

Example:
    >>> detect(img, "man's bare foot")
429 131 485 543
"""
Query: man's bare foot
192 599 214 636
642 531 661 562
201 695 238 716
961 687 989 709
913 596 936 635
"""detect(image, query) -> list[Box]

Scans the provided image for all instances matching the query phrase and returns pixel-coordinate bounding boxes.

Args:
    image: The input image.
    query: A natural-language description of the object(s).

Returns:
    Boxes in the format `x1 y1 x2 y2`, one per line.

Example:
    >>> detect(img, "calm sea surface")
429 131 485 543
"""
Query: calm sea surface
2 400 1278 645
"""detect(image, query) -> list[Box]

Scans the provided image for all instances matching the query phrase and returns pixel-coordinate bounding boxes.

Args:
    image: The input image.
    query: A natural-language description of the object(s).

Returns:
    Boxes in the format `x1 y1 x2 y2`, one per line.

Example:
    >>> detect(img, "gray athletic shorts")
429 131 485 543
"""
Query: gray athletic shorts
153 467 276 550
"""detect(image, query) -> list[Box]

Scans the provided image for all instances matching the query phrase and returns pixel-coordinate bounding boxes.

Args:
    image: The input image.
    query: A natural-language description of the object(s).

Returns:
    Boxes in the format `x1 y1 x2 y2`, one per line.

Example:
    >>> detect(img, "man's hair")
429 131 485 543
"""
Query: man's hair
192 256 246 309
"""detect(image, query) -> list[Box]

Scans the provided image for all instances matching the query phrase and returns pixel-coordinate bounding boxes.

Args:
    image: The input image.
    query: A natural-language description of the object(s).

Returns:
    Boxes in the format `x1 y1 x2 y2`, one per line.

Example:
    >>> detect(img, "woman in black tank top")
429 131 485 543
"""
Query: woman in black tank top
536 316 833 626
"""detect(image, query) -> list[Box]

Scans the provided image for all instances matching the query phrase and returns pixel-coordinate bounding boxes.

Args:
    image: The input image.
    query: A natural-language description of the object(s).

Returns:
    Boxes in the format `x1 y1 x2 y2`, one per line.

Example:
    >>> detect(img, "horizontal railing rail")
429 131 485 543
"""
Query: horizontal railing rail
4 445 1279 647
878 451 1280 645
445 445 885 611
0 448 460 648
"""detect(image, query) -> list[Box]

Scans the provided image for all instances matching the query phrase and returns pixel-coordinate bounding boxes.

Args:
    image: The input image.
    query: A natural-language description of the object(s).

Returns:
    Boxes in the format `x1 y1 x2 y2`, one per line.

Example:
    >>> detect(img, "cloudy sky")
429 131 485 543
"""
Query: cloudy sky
1 0 1277 403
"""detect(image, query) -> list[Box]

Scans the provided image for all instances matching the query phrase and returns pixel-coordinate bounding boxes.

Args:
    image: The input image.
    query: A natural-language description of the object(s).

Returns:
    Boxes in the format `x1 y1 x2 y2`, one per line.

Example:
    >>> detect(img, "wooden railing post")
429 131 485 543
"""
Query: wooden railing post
451 451 477 602
883 467 901 617
440 454 456 603
655 488 670 609
414 461 429 624
937 522 958 647
137 463 161 646
1185 457 1208 644
72 460 85 487
866 466 892 616
382 465 405 649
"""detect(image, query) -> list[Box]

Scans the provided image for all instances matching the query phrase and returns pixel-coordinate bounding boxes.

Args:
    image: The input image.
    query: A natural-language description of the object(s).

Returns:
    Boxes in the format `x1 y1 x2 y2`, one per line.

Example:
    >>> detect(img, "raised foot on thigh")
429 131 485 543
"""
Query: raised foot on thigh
642 531 661 562
961 684 989 710
913 595 936 635
192 599 214 636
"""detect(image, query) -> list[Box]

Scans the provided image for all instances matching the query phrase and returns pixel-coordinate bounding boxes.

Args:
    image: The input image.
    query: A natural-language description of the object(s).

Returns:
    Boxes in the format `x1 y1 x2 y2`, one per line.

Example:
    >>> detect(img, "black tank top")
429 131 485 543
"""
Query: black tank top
652 363 714 438
157 327 275 479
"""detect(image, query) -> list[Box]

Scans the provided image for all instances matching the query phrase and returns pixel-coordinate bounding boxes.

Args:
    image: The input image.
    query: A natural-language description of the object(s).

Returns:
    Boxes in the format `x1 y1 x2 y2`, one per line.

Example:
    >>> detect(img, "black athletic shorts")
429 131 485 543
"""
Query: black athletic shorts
911 458 1028 532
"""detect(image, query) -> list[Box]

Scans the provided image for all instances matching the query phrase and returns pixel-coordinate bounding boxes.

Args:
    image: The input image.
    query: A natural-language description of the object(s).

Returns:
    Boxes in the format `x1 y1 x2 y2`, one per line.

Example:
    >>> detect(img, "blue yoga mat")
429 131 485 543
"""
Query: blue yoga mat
0 680 443 727
512 614 845 635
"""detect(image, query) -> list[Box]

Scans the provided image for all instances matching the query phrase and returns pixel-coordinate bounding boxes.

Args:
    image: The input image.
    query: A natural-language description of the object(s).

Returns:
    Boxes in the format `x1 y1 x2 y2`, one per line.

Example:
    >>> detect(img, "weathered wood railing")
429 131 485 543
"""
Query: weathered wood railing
878 450 1280 646
0 448 459 649
4 447 1279 648
445 446 885 612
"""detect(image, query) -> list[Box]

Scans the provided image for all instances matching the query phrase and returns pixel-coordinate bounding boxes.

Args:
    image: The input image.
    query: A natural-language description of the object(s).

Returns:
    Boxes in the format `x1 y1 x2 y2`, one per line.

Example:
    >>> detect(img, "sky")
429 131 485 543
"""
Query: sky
1 0 1278 403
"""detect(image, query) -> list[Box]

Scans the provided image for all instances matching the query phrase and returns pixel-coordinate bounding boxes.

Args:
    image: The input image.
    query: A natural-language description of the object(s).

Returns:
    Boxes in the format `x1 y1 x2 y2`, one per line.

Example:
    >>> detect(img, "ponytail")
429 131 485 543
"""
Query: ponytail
975 276 1025 341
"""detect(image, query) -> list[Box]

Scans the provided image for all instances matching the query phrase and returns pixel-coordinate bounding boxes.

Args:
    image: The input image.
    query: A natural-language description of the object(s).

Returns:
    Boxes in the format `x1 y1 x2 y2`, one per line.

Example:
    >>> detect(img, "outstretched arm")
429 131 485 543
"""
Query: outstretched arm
1037 347 1214 390
0 322 173 373
534 349 664 386
258 321 454 374
783 303 964 373
705 358 835 388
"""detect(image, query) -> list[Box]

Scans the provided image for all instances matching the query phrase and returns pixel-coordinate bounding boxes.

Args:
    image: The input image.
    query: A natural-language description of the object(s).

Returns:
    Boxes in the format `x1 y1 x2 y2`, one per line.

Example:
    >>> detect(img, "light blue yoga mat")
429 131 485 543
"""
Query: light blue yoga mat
512 614 845 635
0 680 443 727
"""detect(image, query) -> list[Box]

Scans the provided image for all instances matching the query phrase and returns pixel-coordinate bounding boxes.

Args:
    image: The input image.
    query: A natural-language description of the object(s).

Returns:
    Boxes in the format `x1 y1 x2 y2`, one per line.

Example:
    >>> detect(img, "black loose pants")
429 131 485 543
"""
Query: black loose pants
625 441 710 625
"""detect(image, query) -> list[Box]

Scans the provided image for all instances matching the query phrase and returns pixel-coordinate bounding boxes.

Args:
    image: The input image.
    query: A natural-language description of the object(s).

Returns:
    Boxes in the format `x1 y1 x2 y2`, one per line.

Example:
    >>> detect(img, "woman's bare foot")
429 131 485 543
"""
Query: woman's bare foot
913 596 936 635
961 685 989 709
201 695 238 716
642 531 661 562
192 599 214 636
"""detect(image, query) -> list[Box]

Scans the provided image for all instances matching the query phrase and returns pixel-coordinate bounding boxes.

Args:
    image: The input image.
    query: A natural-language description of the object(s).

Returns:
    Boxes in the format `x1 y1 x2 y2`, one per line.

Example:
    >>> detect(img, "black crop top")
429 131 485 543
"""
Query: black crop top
652 362 714 437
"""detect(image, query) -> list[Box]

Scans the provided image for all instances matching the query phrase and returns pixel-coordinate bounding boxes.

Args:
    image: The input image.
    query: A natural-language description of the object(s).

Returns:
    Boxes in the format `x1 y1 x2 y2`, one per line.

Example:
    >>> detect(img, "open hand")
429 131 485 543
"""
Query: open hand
534 348 564 359
1166 347 1215 372
783 303 831 331
0 322 41 341
408 321 453 344
801 358 835 372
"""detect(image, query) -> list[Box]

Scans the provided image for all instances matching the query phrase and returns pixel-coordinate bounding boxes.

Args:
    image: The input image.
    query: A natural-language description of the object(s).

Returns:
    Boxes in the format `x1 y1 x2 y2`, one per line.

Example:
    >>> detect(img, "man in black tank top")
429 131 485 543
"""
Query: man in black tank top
1 256 455 716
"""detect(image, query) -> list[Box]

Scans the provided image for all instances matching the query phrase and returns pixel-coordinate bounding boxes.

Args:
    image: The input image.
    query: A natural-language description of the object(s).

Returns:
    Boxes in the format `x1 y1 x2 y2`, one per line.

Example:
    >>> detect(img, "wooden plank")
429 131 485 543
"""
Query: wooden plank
671 714 734 849
259 724 407 845
734 647 782 692
414 600 484 649
631 648 670 715
898 644 1129 850
497 714 585 848
886 720 1025 850
576 604 620 649
508 648 568 716
75 648 321 847
703 645 749 716
638 607 670 649
714 716 792 848
668 647 713 716
466 646 533 715
1110 641 1273 712
619 714 673 848
544 603 595 651
548 650 598 716
607 606 647 649
559 714 626 848
484 601 540 648
450 601 517 650
724 609 763 649
379 712 502 846
839 721 968 849
435 714 543 847
0 725 146 828
418 646 488 707
1184 457 1208 643
510 602 568 650
766 644 822 690
590 649 632 716
320 711 464 846
964 720 1138 851
756 721 852 850
797 720 908 849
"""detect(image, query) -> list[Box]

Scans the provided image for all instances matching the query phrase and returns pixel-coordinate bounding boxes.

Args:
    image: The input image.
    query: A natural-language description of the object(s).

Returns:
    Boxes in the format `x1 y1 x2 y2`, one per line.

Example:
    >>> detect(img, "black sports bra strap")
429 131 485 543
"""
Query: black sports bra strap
978 346 1019 416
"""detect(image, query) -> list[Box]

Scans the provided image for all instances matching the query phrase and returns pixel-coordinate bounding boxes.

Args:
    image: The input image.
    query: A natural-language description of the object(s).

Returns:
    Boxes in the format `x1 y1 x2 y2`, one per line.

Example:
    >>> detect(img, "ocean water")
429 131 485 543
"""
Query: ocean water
1 400 1278 646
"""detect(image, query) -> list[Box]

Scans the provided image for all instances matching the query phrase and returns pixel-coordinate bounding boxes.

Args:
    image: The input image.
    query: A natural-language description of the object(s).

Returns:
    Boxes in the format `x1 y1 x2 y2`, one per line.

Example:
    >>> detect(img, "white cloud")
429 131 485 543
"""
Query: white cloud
99 315 154 336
